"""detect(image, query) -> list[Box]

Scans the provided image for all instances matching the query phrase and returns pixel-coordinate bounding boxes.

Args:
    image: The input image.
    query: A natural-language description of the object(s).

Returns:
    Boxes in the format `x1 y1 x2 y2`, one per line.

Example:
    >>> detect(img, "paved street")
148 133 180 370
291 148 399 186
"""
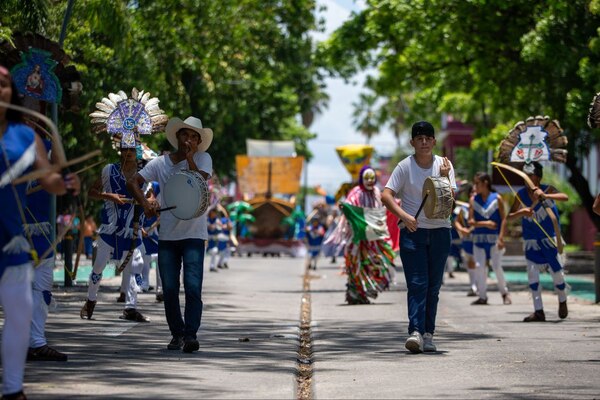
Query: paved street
4 255 600 399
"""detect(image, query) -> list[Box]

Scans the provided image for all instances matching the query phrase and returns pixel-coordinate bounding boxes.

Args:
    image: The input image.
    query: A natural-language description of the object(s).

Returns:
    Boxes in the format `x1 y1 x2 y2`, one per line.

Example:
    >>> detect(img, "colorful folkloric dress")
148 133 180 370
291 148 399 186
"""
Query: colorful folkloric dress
337 185 394 304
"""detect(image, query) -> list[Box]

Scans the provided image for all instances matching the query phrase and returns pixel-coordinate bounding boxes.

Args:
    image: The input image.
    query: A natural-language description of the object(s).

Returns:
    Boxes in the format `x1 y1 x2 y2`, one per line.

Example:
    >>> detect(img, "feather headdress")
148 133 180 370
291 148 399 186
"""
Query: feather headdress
586 92 600 129
497 115 568 166
89 88 168 148
0 32 83 112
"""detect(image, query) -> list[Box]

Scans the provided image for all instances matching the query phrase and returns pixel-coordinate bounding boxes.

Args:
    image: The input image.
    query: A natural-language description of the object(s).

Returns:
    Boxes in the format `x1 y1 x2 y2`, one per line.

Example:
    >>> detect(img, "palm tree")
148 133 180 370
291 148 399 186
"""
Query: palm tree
352 92 379 143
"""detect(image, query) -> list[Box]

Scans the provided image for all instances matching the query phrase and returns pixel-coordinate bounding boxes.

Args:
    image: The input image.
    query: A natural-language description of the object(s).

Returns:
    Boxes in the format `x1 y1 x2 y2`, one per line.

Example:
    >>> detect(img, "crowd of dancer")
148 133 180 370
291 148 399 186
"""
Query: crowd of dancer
2 56 599 399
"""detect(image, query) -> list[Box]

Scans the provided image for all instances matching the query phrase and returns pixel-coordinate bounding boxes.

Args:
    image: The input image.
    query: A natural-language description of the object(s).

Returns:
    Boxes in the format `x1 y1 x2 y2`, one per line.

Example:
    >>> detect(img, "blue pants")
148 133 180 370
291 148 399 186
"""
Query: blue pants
400 228 450 335
84 237 94 257
158 239 205 340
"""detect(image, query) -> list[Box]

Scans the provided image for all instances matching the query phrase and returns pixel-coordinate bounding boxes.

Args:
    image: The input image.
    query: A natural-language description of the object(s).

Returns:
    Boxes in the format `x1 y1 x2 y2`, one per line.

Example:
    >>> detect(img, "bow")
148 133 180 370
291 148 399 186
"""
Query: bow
116 203 142 274
1 101 100 273
71 195 86 278
491 161 563 254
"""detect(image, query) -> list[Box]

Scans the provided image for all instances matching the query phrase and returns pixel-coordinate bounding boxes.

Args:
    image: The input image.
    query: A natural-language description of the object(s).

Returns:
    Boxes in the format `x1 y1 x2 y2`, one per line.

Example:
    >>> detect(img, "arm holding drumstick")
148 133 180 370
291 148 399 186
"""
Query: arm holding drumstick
127 173 159 217
382 187 422 233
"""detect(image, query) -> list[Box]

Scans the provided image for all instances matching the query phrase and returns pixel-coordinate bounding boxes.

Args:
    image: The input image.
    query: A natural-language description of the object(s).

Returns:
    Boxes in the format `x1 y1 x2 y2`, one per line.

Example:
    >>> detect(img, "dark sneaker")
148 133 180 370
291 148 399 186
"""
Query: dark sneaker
502 293 512 305
156 293 164 302
466 289 477 297
523 309 546 322
1 390 27 400
182 338 200 353
558 300 568 319
167 336 184 350
116 292 126 303
80 299 96 320
27 345 68 362
471 297 488 305
121 308 150 322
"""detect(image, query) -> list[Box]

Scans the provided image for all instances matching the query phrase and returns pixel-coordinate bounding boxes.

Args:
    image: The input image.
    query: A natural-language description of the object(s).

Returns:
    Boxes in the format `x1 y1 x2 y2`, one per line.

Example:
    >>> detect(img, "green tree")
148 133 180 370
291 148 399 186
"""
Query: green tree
320 0 600 229
3 0 326 191
352 91 380 143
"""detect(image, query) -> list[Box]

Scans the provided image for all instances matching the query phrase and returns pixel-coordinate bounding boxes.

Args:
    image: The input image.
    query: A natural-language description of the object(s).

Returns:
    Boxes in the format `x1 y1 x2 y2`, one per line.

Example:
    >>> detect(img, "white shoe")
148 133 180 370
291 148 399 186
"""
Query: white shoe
423 333 436 352
405 332 423 353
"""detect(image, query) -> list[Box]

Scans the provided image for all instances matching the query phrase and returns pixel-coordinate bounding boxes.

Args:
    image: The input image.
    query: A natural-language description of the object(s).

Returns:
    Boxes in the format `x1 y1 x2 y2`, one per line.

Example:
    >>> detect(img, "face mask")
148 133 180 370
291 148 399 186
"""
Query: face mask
362 169 376 189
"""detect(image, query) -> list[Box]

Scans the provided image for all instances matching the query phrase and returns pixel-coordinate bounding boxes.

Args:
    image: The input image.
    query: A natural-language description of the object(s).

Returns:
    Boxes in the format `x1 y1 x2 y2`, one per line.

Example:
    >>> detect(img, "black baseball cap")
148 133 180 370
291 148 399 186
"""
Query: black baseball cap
411 121 435 139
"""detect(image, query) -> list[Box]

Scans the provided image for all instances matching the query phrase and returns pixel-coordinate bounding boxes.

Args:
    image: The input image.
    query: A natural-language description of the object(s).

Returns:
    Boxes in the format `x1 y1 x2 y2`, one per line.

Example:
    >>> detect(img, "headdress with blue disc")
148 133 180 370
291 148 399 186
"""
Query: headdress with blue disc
89 88 168 150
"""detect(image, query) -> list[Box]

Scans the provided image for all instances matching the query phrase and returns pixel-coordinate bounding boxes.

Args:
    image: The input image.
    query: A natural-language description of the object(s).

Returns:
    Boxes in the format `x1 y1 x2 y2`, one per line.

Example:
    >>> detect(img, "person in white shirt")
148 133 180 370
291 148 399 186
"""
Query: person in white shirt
381 121 456 354
127 116 212 354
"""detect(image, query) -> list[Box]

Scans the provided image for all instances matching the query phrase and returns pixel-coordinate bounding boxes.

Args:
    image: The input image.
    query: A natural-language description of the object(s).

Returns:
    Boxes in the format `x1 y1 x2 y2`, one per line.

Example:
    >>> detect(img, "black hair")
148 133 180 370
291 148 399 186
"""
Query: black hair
1 65 25 123
532 162 543 178
474 172 495 192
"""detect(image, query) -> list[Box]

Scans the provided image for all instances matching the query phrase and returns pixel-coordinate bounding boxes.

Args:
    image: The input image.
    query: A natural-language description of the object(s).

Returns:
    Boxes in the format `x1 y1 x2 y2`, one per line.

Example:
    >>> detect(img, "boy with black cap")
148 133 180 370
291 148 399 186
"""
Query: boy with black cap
499 162 569 322
382 120 456 353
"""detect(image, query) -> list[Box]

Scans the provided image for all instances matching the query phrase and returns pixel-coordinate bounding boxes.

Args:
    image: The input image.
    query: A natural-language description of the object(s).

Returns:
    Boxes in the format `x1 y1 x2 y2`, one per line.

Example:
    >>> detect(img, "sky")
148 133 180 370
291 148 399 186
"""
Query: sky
305 0 405 194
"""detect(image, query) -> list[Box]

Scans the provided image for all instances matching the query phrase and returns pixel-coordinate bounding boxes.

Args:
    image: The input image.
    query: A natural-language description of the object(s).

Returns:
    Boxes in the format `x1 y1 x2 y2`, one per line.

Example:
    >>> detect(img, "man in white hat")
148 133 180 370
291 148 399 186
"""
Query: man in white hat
127 116 213 353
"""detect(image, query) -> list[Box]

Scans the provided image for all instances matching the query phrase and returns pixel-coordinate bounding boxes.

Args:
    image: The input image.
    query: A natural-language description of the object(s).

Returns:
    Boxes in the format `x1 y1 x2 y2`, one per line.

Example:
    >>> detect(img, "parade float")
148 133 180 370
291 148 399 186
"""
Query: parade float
333 144 374 201
235 139 306 256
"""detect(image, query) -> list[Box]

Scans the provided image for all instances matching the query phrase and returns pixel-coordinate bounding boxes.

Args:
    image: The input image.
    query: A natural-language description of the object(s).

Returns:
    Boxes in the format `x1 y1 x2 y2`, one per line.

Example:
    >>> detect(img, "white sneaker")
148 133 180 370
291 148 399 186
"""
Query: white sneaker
405 331 423 353
423 333 436 352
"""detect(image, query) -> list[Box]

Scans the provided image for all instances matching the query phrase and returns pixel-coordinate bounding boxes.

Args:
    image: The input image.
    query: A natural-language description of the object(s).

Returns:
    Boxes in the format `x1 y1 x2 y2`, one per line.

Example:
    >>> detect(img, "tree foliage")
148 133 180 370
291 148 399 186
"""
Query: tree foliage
2 0 326 185
320 0 600 228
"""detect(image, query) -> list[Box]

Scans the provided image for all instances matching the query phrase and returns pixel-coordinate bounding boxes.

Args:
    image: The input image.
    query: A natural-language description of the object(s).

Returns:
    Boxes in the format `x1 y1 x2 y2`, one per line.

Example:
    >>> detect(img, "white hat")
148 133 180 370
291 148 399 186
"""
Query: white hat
165 116 213 153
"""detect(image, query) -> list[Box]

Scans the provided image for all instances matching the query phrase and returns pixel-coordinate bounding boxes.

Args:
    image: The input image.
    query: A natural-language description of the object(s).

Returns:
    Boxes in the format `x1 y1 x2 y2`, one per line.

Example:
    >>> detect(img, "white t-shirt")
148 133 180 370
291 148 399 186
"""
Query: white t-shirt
139 152 212 240
385 155 457 229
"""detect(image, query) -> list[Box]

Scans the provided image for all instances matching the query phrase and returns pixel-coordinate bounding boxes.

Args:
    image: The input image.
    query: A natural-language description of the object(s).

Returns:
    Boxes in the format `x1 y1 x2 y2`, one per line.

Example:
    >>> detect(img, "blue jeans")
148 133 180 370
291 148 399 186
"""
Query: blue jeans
84 237 94 257
399 227 450 335
158 239 205 340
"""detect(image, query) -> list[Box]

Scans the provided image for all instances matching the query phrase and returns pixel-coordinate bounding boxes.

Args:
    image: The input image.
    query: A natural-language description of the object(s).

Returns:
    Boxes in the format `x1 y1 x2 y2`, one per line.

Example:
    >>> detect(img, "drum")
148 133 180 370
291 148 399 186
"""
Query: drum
422 177 453 219
163 170 210 220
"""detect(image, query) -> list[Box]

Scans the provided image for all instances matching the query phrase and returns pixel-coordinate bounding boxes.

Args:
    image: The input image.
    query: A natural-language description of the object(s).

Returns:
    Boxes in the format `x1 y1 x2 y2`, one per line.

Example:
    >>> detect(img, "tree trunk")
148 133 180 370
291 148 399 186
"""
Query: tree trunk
566 154 600 231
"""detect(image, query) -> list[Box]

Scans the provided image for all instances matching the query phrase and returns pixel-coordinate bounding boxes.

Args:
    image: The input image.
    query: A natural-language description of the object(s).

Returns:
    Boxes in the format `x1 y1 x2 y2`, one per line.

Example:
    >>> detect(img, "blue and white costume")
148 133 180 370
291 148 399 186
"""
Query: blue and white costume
446 209 462 277
141 181 160 294
517 185 567 312
217 216 232 269
207 212 220 271
306 222 325 269
86 163 145 312
455 203 477 294
472 191 508 300
0 122 36 396
24 137 62 354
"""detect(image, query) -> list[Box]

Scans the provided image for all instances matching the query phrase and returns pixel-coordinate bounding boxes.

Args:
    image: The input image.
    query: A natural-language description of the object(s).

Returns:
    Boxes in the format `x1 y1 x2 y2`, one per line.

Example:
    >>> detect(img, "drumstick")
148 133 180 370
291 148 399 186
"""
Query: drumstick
157 205 176 213
397 189 430 227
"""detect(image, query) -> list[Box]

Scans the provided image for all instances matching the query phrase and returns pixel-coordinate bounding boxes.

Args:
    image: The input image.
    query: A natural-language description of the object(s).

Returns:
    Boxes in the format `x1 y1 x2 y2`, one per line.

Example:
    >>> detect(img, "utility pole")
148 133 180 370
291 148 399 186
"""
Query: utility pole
55 0 76 286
